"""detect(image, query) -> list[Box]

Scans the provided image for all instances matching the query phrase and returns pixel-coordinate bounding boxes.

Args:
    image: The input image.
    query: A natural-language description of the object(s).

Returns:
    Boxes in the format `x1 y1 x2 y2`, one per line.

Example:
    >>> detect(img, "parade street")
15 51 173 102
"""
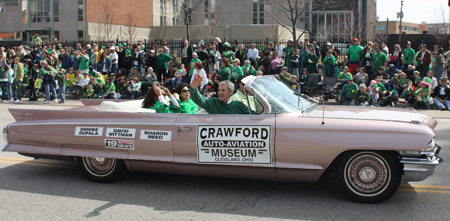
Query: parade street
0 101 449 220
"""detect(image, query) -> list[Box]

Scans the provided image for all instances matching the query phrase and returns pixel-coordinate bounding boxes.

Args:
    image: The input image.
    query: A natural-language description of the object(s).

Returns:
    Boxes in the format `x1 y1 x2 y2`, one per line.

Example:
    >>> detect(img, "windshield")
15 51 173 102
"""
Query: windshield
249 76 316 113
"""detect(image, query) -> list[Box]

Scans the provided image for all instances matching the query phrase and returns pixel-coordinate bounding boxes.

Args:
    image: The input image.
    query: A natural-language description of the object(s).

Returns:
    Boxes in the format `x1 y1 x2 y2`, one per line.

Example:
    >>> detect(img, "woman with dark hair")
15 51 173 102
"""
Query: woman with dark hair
142 82 174 113
169 82 198 114
27 60 38 100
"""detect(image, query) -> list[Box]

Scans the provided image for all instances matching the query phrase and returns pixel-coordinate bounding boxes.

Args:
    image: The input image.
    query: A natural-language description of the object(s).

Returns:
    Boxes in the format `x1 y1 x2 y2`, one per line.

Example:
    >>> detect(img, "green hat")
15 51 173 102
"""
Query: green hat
224 42 230 47
344 66 349 70
118 44 123 47
71 49 75 52
131 67 138 70
413 70 420 74
47 49 53 54
123 43 127 47
348 76 354 81
421 77 431 87
102 46 105 50
125 49 131 54
25 45 29 49
141 45 145 50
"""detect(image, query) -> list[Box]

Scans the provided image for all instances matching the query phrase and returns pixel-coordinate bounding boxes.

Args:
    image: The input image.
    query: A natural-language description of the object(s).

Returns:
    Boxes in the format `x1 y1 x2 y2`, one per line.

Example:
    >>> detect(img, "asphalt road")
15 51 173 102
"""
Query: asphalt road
0 100 449 220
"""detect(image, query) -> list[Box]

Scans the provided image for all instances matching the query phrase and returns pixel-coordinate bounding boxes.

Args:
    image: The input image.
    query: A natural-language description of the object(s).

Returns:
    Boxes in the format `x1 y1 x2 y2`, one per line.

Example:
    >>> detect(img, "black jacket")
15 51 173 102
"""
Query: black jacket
146 56 158 70
432 86 450 100
181 45 193 60
132 52 145 66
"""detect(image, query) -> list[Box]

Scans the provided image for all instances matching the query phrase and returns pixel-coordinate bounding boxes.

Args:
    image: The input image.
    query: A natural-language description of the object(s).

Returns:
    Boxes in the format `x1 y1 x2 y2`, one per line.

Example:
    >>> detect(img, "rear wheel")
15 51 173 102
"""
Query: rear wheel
77 157 127 183
335 151 401 203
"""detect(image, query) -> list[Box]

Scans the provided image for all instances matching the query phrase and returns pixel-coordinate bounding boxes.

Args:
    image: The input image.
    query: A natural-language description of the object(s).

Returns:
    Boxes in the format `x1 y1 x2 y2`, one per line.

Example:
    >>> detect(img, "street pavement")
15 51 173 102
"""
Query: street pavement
0 100 449 220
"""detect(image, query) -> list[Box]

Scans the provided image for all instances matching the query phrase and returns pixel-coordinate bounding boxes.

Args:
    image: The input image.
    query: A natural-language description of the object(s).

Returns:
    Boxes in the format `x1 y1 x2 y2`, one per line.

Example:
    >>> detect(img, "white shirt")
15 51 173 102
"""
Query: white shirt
440 87 446 95
110 52 118 64
79 78 90 86
420 51 426 64
190 68 208 88
247 48 259 60
134 52 141 66
276 45 285 57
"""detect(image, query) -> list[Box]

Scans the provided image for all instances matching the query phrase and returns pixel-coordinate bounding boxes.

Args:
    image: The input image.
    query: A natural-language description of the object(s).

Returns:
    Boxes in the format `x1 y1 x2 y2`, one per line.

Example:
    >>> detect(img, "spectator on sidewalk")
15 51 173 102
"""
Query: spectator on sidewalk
338 77 358 105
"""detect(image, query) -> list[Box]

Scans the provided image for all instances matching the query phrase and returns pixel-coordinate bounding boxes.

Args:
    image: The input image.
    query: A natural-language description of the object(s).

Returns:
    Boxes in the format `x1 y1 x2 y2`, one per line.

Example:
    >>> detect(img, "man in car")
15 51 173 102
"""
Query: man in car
232 75 264 113
190 74 252 114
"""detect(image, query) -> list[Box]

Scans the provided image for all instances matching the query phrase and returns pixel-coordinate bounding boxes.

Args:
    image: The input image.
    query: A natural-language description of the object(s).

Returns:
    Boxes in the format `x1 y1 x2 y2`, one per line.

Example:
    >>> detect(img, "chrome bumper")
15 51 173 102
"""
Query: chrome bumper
400 145 443 182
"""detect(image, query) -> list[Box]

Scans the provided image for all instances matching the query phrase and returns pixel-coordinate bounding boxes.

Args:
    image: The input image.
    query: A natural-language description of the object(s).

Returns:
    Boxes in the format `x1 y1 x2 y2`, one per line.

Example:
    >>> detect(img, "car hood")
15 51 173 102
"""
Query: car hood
305 106 437 129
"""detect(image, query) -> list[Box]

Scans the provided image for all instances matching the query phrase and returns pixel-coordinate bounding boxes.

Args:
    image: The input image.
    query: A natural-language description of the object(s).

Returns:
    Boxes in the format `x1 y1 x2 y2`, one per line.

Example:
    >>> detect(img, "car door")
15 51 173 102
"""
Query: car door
172 113 276 178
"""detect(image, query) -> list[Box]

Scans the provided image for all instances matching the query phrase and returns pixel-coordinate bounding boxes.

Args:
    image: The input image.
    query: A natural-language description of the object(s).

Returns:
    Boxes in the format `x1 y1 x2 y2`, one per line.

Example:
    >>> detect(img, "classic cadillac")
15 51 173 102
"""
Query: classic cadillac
2 76 442 203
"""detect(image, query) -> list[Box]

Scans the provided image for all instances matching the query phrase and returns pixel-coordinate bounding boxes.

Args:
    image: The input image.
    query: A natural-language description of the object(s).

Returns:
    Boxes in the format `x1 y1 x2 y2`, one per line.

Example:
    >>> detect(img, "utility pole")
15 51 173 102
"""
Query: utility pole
398 0 404 43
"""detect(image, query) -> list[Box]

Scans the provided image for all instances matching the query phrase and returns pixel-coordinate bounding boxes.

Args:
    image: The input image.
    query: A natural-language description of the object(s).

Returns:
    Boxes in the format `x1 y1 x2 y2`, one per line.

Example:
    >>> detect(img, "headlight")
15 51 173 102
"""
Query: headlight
3 124 9 143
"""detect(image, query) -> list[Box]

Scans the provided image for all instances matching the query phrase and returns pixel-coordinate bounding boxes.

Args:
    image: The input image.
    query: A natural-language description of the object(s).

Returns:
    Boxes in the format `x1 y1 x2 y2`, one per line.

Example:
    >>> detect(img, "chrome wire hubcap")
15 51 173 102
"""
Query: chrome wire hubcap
83 157 116 176
346 154 389 195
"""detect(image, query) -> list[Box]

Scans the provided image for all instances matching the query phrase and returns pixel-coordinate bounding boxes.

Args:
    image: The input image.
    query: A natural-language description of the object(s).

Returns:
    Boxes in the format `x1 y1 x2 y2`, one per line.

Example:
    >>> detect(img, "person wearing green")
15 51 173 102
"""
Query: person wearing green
188 52 201 77
190 74 252 114
354 84 370 106
403 41 415 70
258 42 267 52
54 68 67 103
103 77 116 99
336 66 352 85
33 34 42 46
347 38 364 74
156 48 173 82
230 59 244 80
222 42 234 61
217 58 231 80
339 77 358 105
231 75 264 113
303 47 317 74
142 82 171 113
78 51 90 75
277 66 292 84
169 83 198 114
371 45 388 74
95 72 105 85
322 49 336 77
285 40 294 72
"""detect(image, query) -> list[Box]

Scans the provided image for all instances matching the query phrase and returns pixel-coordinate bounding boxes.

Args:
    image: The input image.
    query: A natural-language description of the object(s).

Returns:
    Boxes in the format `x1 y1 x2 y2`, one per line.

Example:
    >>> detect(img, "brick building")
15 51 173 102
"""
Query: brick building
0 0 153 44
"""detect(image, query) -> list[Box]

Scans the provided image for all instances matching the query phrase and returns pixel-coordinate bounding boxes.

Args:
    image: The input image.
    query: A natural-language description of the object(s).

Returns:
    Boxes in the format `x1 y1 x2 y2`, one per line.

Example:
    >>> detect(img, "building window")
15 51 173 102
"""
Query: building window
0 32 22 40
404 26 411 31
22 0 27 23
78 30 83 41
172 0 178 25
204 0 209 13
160 0 166 26
252 0 264 24
29 0 51 23
412 27 419 32
54 0 59 22
376 25 386 30
78 0 83 21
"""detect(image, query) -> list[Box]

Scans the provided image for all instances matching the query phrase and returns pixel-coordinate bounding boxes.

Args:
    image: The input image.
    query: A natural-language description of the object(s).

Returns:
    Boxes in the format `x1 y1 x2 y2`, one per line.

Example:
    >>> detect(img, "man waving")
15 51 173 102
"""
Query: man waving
190 74 252 114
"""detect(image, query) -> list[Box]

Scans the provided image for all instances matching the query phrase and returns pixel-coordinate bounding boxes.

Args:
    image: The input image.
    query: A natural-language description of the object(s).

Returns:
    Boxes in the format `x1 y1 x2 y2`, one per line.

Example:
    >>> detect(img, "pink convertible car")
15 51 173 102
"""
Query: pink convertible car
2 76 442 203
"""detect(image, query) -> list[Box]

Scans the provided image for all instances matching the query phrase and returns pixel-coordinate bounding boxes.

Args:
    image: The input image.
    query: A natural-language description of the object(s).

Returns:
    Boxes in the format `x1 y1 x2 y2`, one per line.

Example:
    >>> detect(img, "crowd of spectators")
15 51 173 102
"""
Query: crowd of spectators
0 33 449 111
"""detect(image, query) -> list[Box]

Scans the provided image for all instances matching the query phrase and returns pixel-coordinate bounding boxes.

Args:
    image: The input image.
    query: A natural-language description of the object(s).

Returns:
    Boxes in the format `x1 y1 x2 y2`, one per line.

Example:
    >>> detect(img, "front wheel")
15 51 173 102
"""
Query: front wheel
77 157 127 183
335 151 401 203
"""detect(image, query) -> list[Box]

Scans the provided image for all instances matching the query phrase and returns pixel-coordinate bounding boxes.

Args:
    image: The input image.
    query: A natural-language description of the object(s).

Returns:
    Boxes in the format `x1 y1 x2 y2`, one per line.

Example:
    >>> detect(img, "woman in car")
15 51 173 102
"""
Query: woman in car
142 82 178 113
170 83 198 114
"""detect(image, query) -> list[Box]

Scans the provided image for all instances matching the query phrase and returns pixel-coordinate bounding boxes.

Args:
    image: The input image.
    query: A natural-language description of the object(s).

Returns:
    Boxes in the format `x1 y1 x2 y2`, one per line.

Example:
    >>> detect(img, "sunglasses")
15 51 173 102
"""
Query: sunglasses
181 89 189 93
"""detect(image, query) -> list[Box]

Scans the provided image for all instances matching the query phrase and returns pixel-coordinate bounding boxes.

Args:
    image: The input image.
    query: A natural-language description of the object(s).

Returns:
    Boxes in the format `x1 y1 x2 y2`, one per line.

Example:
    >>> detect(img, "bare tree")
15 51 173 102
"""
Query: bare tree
97 1 117 42
150 25 168 41
331 12 365 42
429 5 450 42
198 11 224 41
170 0 202 42
125 9 139 43
189 25 201 42
264 25 279 41
262 0 334 49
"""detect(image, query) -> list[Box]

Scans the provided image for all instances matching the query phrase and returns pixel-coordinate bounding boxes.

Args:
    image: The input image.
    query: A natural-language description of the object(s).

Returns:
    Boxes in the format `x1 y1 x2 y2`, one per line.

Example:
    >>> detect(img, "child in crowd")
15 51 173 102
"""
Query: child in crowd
403 79 415 103
414 77 433 109
85 85 94 99
427 71 438 89
410 71 421 87
388 73 399 93
368 80 380 105
290 75 301 94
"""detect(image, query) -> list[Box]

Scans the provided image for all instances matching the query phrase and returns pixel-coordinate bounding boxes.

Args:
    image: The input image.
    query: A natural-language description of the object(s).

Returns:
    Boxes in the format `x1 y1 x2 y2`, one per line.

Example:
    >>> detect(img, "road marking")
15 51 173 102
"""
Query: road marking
0 160 76 169
0 157 74 165
398 188 450 194
400 184 450 190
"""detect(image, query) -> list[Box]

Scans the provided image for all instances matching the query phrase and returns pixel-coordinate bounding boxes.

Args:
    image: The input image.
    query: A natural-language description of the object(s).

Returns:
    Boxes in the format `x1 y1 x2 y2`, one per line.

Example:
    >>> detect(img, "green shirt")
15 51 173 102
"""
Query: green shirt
217 66 231 80
348 45 364 62
336 72 352 80
54 73 66 86
372 52 388 71
403 48 415 64
157 53 173 70
169 99 198 114
279 72 292 84
222 50 234 61
79 56 90 71
339 83 359 99
148 100 170 113
285 46 294 62
190 87 251 114
105 82 115 93
230 66 244 80
188 58 201 76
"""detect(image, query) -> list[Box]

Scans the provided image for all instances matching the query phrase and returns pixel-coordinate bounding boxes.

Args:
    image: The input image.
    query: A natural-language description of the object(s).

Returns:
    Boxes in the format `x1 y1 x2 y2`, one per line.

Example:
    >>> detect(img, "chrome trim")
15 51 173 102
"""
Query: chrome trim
400 145 442 182
9 122 176 127
1 143 9 152
3 124 9 143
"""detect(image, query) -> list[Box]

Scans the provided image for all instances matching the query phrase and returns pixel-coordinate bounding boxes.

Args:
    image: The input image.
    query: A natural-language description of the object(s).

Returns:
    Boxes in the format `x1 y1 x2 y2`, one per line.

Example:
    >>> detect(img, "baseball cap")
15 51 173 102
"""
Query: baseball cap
111 46 116 50
353 38 359 42
281 66 288 70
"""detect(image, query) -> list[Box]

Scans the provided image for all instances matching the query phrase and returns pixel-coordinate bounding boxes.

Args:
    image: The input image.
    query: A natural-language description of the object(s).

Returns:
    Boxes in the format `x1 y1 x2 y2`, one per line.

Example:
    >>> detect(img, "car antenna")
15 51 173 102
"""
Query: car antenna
322 97 325 125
